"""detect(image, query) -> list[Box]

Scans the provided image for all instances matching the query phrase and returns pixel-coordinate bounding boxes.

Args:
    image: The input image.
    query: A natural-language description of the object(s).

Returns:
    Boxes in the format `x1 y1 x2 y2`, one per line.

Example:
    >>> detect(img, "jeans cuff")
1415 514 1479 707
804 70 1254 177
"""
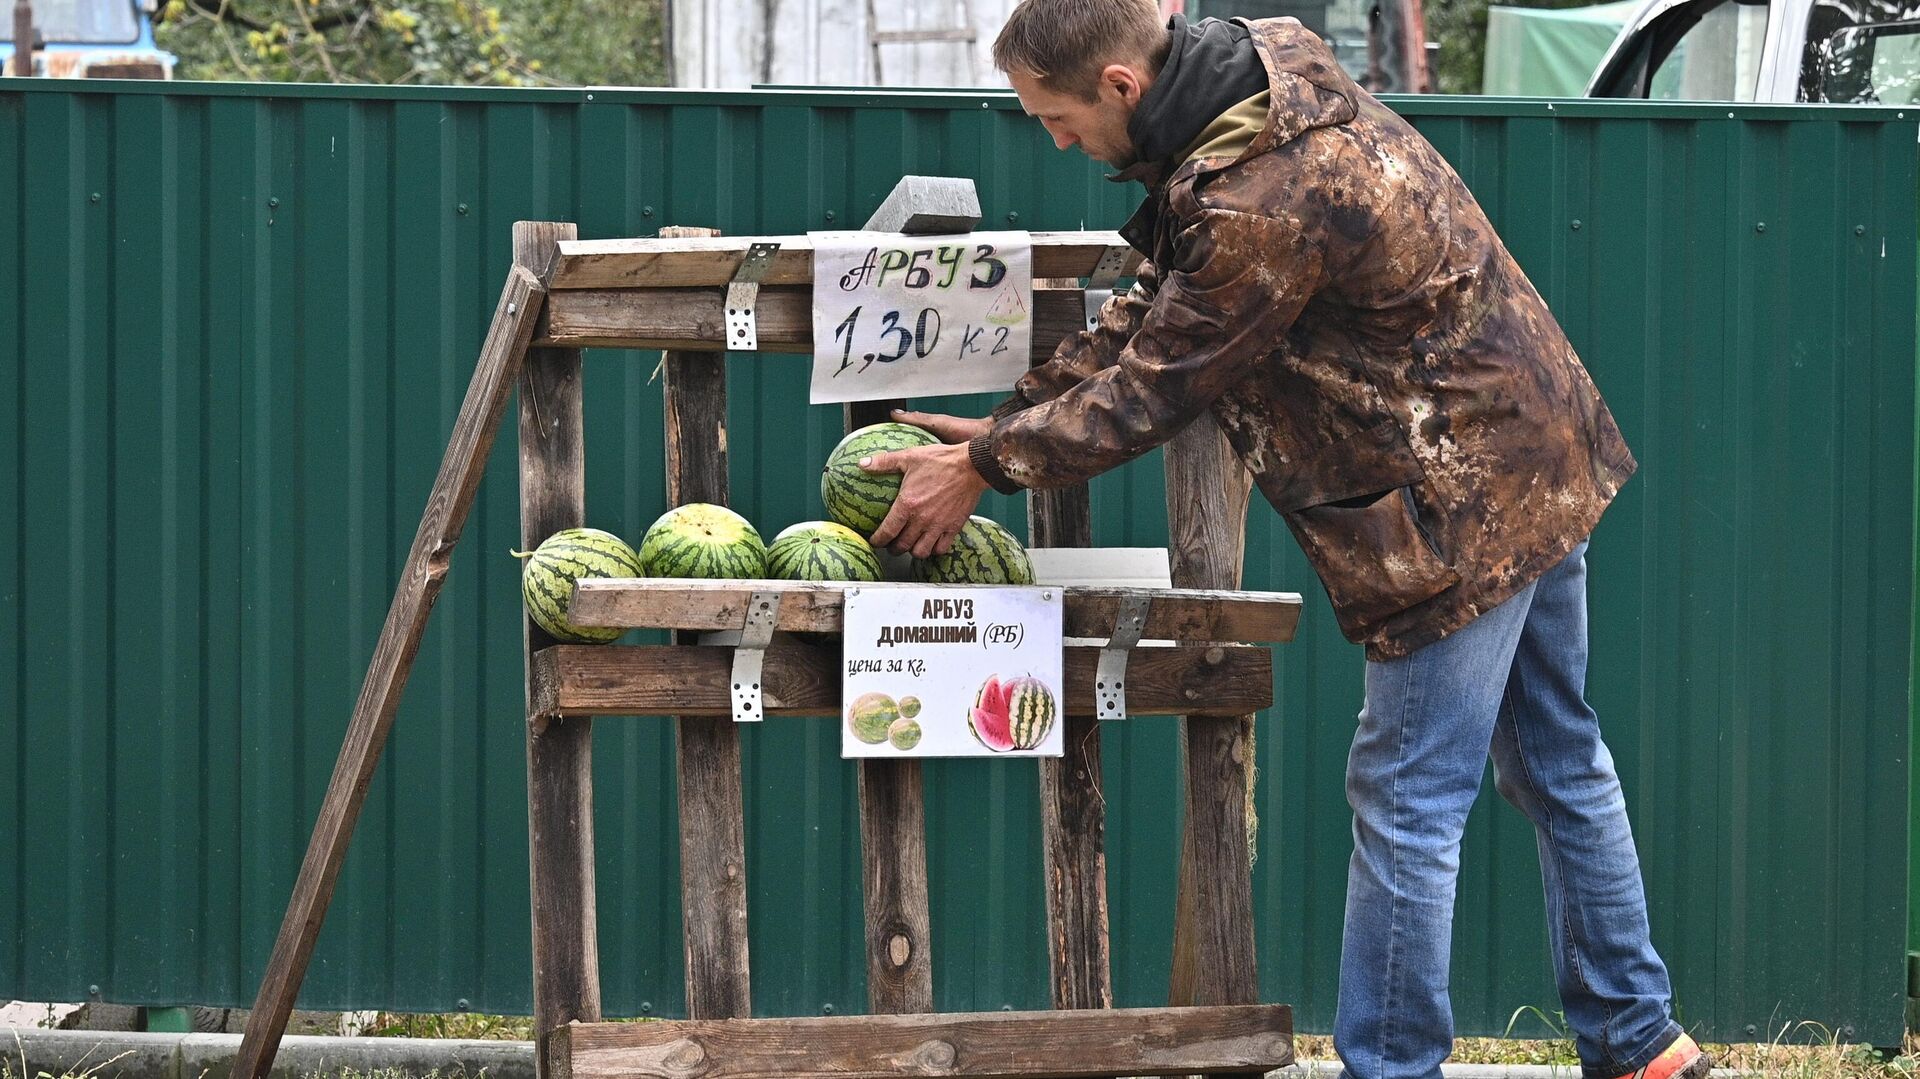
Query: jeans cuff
1583 1020 1683 1079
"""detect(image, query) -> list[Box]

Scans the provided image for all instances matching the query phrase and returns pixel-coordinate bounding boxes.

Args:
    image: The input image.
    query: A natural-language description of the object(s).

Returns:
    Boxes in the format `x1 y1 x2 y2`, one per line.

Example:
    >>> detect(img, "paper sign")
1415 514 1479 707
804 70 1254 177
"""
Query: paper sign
841 585 1063 759
809 231 1034 403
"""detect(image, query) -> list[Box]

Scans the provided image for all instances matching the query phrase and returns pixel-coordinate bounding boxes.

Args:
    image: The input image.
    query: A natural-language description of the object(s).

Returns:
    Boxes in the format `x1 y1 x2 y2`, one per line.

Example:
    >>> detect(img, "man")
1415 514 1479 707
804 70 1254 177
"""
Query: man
860 3 1704 1079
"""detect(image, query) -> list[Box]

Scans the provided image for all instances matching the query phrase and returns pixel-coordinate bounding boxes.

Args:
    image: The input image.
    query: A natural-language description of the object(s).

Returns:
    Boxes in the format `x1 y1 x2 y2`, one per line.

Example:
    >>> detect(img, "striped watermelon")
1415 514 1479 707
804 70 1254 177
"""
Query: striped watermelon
512 527 643 644
821 422 938 537
639 503 768 579
768 521 883 582
912 516 1034 584
968 674 1057 752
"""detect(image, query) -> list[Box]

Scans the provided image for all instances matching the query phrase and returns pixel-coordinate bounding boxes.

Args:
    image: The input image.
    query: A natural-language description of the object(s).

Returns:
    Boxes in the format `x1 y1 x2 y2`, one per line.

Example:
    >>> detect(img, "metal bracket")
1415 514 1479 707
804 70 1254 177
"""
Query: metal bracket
1083 244 1132 331
729 589 782 722
1094 594 1151 721
725 241 781 351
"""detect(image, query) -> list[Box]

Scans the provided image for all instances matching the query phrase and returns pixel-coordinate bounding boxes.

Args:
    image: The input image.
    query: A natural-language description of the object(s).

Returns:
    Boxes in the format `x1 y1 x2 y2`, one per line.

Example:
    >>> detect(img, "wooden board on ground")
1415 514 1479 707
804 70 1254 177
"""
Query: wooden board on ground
548 1004 1294 1079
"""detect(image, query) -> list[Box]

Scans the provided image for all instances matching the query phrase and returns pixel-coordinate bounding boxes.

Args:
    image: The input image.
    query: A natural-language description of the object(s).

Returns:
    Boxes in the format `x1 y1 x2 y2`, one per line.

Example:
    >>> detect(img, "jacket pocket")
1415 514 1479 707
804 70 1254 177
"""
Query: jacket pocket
1265 422 1461 635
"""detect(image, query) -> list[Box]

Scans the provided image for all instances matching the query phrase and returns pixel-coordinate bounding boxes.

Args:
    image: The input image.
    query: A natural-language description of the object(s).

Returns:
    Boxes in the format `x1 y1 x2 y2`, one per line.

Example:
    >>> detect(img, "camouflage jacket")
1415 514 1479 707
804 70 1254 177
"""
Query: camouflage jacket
966 18 1637 659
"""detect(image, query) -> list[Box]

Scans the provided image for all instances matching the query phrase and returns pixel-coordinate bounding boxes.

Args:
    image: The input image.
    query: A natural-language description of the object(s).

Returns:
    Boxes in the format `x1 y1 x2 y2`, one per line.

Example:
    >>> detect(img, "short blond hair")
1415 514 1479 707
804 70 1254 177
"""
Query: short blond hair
993 0 1171 101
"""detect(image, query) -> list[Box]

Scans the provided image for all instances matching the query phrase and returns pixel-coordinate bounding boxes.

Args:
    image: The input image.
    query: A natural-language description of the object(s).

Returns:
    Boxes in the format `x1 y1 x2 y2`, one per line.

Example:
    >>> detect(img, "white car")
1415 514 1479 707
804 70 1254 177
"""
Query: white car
1585 0 1918 102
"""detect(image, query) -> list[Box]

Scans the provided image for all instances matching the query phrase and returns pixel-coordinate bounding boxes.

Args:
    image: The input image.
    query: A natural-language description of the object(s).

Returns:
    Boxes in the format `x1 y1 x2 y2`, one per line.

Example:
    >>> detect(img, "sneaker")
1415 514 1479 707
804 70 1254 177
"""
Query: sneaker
1611 1033 1712 1079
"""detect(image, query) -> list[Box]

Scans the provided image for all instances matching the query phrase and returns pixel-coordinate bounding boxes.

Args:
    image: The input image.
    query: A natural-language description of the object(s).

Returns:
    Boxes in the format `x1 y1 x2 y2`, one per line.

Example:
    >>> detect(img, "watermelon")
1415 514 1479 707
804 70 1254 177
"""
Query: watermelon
848 692 900 745
512 527 643 645
968 674 1057 752
888 718 923 751
898 695 921 719
639 503 767 579
821 422 938 536
768 521 883 582
912 516 1034 585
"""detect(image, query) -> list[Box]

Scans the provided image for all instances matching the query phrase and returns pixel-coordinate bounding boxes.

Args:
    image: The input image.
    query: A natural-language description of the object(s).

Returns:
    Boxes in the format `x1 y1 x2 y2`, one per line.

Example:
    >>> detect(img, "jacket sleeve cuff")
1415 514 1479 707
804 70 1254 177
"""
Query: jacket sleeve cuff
967 433 1023 495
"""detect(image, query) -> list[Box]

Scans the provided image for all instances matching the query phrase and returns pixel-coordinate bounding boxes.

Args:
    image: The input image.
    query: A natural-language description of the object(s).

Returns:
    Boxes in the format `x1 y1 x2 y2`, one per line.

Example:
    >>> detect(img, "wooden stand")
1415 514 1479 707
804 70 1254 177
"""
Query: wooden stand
231 220 1304 1079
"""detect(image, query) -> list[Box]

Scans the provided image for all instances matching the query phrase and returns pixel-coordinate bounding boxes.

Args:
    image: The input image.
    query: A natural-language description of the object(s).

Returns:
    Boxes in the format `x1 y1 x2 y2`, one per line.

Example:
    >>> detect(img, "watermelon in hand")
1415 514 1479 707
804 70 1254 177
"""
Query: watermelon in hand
913 516 1035 584
821 422 938 537
639 503 768 579
513 527 644 644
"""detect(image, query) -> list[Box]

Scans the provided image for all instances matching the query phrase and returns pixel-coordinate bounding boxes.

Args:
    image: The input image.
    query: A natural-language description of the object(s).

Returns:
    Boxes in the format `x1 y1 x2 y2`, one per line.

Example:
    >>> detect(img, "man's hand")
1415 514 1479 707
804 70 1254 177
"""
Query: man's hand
864 435 992 559
889 406 991 444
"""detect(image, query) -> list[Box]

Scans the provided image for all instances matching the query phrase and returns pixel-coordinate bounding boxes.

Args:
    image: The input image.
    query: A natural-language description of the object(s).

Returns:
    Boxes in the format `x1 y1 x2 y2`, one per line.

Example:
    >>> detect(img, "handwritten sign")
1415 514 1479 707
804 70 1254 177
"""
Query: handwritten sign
809 231 1034 403
841 585 1063 759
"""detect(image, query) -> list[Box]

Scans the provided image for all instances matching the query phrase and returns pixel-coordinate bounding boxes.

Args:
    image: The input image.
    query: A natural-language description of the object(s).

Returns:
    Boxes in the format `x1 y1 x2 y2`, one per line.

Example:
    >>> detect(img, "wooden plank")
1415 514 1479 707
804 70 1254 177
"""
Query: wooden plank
231 266 544 1079
1164 418 1261 1020
568 579 1302 643
530 642 1272 720
842 384 932 1013
1031 480 1113 1013
548 1004 1294 1079
859 757 933 1013
536 285 1088 360
548 232 1142 290
516 222 602 1079
837 150 930 1007
658 225 752 1022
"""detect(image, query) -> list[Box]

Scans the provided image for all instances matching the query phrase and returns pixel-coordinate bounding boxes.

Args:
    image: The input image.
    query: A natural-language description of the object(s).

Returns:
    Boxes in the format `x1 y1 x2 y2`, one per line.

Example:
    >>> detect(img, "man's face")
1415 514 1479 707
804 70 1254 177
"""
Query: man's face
1009 65 1146 168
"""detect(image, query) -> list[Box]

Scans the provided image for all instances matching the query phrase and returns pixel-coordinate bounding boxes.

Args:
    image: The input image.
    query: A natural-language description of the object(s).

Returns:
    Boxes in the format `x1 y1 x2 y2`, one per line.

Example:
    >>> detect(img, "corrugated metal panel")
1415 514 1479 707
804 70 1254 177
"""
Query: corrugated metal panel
0 81 1910 1045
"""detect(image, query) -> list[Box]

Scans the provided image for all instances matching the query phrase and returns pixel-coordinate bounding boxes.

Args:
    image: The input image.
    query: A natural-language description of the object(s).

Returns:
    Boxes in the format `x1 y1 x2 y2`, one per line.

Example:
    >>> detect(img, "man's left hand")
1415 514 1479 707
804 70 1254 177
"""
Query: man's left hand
863 442 991 558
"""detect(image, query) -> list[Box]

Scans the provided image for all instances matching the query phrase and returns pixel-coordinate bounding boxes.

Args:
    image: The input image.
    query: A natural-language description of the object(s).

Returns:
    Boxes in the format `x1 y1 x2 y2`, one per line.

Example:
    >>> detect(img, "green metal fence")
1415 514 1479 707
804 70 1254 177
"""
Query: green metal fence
0 81 1912 1045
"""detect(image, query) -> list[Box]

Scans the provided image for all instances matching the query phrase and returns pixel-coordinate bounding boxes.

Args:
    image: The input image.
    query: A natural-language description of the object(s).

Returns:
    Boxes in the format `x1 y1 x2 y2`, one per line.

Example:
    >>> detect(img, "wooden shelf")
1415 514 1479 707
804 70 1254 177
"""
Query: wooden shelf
548 1003 1293 1079
568 579 1302 643
536 285 1092 357
545 232 1144 290
529 639 1273 720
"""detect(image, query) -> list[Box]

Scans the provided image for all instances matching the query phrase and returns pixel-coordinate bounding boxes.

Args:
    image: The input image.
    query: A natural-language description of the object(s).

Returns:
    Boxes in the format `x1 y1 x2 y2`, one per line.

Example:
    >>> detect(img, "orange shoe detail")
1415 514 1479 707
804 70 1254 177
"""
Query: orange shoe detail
1611 1034 1708 1079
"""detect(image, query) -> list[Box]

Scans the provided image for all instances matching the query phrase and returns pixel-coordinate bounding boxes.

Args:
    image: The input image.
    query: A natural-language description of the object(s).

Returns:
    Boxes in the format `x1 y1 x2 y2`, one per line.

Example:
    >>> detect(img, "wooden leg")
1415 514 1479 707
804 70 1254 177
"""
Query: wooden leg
845 397 937 1015
231 265 544 1079
1030 484 1114 1013
516 221 603 1078
1164 416 1261 1023
658 225 753 1021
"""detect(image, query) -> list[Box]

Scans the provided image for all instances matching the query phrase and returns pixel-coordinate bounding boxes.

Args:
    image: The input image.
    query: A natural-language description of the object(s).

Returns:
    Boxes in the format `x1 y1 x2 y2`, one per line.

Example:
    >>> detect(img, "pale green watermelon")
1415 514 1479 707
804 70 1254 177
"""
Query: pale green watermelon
848 692 899 745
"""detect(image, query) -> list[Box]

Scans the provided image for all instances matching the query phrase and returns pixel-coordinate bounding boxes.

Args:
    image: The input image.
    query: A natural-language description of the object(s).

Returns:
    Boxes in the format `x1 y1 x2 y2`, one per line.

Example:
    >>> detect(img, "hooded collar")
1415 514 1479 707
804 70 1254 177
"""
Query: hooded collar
1110 18 1361 190
1123 15 1268 173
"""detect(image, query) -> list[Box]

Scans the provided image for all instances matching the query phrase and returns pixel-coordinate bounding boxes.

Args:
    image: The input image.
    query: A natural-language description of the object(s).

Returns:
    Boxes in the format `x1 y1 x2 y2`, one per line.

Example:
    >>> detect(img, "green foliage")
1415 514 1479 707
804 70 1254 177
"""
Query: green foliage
153 0 666 86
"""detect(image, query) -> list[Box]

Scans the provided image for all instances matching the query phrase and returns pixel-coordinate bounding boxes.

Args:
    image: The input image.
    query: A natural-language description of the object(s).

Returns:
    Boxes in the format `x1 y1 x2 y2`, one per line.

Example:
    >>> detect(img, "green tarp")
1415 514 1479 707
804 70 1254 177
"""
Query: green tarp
1482 0 1638 95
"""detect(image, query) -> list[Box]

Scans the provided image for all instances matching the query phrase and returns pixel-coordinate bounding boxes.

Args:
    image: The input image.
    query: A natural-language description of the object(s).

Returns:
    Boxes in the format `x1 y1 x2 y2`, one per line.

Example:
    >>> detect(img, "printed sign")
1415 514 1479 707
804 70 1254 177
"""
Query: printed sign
841 585 1063 759
809 231 1034 403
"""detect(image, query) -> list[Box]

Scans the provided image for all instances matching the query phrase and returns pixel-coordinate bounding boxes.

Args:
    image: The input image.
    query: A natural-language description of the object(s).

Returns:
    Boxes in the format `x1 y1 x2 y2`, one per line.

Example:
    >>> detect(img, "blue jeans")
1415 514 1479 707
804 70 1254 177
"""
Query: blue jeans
1335 541 1680 1079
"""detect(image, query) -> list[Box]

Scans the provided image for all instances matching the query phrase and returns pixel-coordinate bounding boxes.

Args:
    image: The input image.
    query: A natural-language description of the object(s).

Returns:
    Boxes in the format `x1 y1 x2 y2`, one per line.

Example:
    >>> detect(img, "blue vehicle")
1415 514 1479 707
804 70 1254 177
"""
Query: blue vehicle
1 0 174 78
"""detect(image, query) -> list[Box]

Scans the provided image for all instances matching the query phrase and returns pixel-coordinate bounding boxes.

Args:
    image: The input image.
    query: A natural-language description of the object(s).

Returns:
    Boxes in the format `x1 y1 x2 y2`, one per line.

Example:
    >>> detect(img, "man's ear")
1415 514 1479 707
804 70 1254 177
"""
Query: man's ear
1100 62 1149 106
